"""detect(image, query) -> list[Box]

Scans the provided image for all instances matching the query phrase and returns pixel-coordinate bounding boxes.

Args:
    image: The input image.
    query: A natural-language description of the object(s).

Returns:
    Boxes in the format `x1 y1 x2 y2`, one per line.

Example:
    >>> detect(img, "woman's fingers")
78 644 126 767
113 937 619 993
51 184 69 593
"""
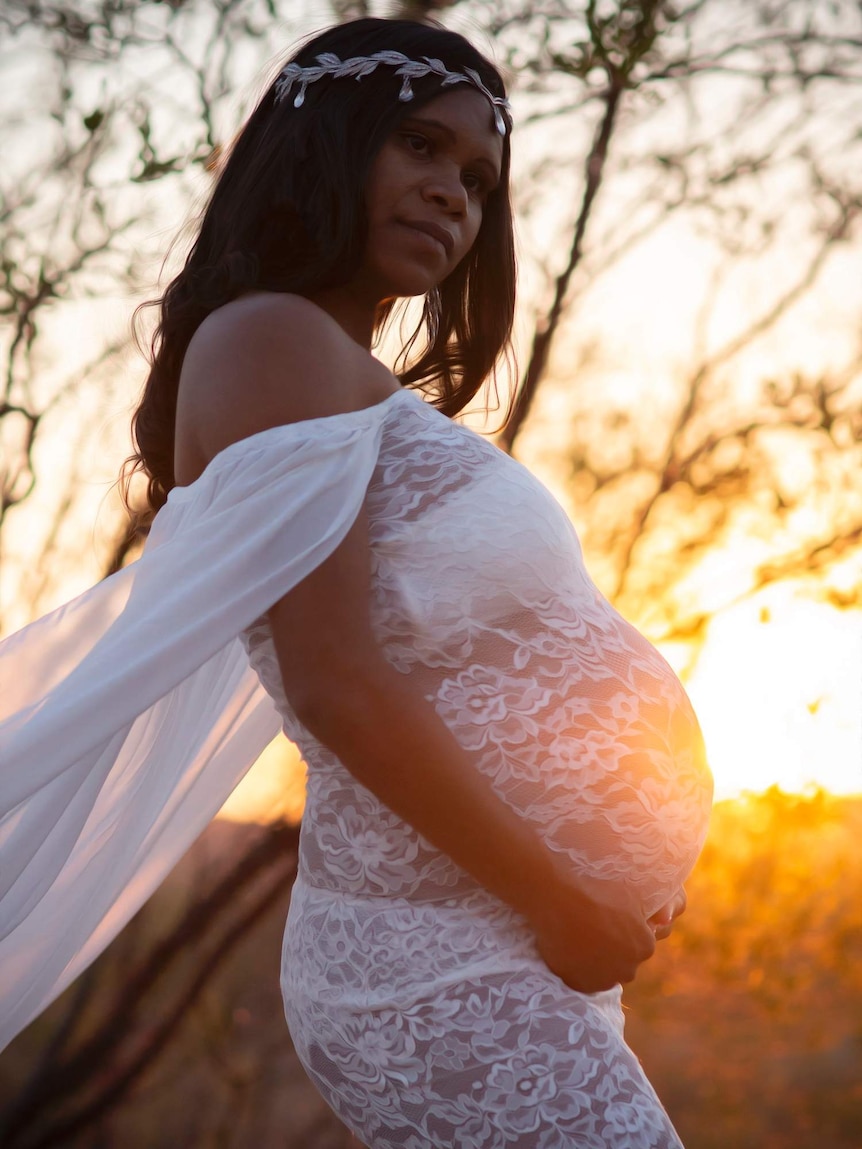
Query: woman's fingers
673 887 687 919
648 887 687 942
534 894 657 993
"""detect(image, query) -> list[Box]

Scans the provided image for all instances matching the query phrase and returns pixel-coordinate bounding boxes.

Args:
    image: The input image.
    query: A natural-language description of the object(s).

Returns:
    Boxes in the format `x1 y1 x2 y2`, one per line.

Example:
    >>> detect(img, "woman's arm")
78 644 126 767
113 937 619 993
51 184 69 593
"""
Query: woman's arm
179 295 656 992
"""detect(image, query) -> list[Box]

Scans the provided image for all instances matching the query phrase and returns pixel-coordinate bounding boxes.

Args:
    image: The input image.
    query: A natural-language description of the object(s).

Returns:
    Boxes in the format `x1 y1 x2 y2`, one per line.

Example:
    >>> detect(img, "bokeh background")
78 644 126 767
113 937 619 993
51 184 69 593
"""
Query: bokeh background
1 1 860 1146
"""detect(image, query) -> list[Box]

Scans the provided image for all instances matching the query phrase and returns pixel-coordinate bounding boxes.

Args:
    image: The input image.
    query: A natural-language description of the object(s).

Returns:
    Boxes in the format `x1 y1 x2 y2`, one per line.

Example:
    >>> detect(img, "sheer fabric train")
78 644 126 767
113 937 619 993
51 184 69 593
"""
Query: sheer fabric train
0 386 712 1146
0 397 391 1048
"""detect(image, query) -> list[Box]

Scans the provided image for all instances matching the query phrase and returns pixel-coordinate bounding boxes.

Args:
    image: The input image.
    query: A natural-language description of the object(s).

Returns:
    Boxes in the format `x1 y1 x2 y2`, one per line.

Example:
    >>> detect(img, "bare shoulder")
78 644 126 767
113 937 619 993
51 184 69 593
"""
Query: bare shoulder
175 293 398 482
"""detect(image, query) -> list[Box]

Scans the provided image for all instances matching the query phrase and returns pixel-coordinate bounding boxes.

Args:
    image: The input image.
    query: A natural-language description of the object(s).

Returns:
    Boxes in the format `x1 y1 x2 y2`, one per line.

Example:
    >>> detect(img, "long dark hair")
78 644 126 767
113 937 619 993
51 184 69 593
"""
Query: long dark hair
125 18 516 514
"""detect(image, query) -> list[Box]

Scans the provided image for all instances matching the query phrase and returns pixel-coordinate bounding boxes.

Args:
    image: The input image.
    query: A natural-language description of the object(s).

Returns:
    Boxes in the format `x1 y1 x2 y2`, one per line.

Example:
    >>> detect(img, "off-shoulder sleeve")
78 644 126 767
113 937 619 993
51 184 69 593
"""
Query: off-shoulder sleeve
0 392 402 1050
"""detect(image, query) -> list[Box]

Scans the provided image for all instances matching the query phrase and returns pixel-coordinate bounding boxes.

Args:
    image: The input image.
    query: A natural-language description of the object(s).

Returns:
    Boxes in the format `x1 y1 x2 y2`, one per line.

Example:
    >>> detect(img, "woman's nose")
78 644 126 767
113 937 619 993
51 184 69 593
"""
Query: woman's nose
422 167 468 215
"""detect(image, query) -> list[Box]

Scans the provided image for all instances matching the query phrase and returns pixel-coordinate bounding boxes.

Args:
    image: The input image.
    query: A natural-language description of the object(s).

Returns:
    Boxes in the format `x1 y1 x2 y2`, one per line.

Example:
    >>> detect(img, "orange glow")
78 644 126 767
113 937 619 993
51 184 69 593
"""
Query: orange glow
218 735 306 824
681 584 862 800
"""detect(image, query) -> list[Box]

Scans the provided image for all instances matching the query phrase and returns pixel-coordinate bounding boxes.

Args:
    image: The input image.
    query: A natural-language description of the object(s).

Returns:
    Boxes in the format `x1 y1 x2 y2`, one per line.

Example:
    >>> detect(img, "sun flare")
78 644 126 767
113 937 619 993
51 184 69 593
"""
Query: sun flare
680 584 862 800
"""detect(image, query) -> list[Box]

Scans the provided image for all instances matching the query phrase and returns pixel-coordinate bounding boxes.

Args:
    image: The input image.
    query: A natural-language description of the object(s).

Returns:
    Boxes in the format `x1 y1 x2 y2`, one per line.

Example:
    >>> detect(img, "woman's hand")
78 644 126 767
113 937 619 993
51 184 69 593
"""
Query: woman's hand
647 887 687 942
531 882 657 994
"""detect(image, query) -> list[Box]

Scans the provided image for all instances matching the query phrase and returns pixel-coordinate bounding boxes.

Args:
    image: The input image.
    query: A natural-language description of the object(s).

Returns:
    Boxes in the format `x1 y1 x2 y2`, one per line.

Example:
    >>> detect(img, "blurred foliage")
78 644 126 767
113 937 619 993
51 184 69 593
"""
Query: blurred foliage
626 788 862 1149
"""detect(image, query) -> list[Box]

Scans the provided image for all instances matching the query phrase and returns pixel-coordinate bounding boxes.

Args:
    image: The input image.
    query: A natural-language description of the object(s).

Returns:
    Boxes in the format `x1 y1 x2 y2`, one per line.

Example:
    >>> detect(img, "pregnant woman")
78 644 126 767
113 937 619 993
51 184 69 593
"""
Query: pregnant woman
0 17 713 1147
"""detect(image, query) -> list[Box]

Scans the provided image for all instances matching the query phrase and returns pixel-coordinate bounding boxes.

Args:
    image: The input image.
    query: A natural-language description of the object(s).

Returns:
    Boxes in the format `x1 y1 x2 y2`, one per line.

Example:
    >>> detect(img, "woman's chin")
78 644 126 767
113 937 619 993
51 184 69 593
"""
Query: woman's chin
372 259 448 301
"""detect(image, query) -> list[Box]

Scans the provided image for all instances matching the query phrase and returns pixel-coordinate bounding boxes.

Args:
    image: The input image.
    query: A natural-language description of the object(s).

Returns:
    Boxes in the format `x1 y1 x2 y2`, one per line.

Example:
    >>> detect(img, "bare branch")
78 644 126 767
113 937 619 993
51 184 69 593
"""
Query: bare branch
501 78 624 452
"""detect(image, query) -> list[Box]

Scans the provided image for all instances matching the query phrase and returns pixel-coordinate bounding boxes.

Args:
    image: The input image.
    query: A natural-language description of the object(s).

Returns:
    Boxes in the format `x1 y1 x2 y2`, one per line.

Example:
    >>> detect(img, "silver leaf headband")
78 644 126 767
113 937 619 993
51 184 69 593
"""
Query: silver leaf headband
274 50 512 136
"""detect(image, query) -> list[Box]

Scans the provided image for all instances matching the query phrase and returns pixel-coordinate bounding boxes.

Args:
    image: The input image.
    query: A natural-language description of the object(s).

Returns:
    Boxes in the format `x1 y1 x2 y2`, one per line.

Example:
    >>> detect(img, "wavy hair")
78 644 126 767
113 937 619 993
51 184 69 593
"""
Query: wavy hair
125 17 516 514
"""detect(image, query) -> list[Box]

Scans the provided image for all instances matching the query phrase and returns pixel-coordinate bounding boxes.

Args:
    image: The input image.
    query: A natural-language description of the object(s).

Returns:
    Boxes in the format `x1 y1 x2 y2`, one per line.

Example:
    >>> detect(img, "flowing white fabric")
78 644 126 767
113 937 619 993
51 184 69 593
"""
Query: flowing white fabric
0 394 396 1050
1 384 713 1146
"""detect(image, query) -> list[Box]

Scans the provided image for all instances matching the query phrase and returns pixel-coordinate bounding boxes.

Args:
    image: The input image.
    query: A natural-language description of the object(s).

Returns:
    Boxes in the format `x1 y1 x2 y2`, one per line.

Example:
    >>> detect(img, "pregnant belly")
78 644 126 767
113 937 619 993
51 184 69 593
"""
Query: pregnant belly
431 659 713 919
298 639 713 919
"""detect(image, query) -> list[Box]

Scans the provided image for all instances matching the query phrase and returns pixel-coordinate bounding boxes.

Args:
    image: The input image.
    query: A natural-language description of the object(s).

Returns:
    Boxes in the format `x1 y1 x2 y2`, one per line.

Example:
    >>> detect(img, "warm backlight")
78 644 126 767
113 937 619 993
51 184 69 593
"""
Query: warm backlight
683 584 861 800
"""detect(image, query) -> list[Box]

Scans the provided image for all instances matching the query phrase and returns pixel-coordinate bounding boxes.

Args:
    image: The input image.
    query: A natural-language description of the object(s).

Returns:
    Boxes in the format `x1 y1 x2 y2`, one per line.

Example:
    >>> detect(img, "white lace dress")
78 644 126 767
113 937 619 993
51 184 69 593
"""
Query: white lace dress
240 387 713 1148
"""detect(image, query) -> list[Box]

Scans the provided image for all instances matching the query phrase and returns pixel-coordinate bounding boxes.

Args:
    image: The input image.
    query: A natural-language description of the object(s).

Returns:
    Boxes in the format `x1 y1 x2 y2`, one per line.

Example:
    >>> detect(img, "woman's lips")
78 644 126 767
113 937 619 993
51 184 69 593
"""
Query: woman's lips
399 220 454 257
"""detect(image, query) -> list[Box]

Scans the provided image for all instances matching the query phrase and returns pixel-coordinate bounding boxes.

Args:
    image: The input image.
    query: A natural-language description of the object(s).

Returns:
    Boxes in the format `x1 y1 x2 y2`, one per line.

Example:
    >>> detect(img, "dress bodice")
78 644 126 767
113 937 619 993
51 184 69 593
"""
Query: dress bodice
241 389 712 920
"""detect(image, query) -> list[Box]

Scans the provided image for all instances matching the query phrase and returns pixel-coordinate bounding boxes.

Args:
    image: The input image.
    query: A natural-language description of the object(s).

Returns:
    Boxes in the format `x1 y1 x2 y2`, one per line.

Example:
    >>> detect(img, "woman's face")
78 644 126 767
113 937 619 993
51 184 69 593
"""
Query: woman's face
358 88 504 302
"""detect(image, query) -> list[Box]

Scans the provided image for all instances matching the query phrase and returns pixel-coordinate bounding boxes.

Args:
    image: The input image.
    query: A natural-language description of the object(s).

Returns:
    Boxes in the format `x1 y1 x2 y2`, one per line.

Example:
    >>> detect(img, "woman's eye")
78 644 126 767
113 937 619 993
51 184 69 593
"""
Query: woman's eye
403 133 430 154
463 171 491 200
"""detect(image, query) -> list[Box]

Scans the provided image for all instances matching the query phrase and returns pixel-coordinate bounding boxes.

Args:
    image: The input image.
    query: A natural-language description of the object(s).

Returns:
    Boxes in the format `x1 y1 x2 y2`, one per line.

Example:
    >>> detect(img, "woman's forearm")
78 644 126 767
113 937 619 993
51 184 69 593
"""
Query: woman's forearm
296 659 656 990
300 662 566 919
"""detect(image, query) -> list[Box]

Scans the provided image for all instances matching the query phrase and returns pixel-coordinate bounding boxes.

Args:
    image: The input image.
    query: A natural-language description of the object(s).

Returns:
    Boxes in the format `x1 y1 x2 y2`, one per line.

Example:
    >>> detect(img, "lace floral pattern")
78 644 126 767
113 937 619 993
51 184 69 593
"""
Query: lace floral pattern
241 389 711 1147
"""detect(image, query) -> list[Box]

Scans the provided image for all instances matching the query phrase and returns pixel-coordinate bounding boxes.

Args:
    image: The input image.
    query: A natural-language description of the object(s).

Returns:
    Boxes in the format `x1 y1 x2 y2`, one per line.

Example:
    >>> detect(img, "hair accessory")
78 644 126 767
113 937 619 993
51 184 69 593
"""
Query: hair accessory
274 50 511 136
